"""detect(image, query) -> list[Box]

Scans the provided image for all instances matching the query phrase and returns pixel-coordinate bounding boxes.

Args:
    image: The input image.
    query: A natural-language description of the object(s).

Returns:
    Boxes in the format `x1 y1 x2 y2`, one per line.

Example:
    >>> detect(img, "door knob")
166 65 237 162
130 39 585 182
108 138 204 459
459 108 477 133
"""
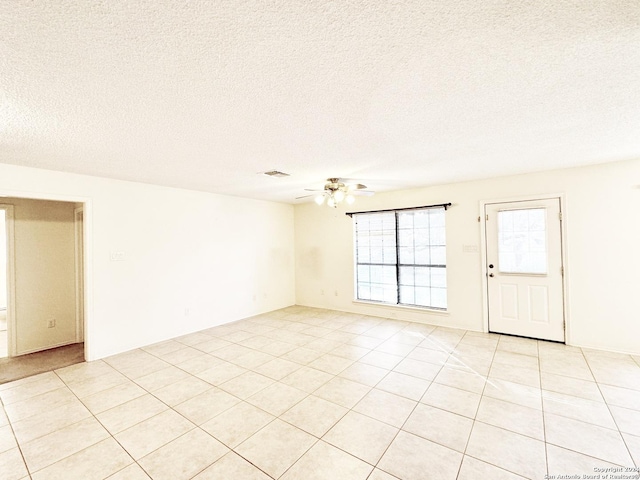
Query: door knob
489 273 494 277
489 264 494 269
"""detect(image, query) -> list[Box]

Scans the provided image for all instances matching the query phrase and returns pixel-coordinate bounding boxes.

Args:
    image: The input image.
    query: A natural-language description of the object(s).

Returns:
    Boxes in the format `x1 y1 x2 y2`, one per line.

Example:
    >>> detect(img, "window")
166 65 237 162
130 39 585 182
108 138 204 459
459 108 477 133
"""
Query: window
353 206 447 310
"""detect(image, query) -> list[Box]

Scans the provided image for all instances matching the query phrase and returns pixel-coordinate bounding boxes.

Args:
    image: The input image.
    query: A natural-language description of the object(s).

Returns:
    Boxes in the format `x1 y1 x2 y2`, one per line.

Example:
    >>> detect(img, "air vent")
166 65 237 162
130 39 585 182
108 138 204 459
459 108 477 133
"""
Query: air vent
264 170 290 178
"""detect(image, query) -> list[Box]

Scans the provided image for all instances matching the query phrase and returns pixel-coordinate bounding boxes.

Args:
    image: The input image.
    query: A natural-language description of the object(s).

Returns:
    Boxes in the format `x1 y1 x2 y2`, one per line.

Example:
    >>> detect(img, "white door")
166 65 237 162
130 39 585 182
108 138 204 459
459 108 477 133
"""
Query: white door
485 198 565 342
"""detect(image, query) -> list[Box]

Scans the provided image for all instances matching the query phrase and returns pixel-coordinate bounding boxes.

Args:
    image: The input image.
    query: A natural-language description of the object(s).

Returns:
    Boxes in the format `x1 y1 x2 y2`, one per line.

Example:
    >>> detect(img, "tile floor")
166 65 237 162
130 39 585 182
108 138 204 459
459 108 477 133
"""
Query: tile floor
1 306 639 480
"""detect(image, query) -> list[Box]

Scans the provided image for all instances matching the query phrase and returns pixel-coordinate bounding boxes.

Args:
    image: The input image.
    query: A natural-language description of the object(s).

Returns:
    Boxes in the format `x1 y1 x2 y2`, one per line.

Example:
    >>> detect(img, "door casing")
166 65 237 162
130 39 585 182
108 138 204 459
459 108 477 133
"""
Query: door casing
479 193 570 343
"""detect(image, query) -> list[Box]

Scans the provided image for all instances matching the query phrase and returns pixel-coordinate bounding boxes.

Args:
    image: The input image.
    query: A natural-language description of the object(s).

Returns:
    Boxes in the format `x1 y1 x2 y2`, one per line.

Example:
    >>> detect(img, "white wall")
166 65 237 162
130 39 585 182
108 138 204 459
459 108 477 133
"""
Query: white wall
0 209 6 310
4 198 77 354
295 158 640 355
0 163 296 360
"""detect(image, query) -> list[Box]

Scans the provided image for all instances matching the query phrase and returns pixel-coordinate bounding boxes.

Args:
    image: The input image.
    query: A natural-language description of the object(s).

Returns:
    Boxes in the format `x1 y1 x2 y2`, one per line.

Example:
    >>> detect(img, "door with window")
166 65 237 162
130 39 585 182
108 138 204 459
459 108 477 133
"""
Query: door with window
485 198 565 342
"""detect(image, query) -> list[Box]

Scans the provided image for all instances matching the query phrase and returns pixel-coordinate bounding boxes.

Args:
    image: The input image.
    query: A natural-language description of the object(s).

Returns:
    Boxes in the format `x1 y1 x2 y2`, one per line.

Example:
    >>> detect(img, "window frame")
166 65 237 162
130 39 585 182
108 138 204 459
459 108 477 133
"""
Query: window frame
351 205 448 311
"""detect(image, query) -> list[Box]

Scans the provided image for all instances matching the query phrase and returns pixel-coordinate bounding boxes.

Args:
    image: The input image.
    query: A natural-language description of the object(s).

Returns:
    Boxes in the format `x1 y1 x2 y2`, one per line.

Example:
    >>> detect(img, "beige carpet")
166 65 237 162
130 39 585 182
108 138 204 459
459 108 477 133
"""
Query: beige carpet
0 343 85 384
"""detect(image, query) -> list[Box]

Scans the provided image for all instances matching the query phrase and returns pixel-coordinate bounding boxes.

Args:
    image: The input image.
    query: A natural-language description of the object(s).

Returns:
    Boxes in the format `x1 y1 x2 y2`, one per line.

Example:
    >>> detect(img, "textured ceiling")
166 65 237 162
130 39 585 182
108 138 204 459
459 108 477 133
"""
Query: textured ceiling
1 1 639 203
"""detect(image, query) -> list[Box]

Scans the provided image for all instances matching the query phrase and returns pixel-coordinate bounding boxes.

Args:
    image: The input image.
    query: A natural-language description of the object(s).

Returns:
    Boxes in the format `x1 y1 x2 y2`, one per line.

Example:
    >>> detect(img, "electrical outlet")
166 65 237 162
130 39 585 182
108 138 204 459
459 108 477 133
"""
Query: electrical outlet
47 318 56 328
321 289 325 295
184 308 190 317
334 290 338 296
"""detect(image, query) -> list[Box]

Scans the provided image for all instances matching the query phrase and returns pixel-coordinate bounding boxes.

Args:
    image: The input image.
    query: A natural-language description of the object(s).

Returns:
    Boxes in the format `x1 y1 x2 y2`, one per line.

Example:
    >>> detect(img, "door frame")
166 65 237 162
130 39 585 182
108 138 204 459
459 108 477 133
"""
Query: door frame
479 193 570 344
0 204 17 357
0 190 92 360
74 207 84 344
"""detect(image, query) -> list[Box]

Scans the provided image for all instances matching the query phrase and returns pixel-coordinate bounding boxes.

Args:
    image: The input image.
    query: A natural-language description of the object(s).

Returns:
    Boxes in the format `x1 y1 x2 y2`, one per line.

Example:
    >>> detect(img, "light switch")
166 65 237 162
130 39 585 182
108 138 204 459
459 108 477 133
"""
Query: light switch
110 251 126 261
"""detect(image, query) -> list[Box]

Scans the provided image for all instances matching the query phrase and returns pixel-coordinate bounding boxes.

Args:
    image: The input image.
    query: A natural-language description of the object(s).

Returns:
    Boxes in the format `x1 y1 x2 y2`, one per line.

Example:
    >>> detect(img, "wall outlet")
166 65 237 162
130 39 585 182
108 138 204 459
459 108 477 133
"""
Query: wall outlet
320 289 325 296
109 251 126 261
47 318 56 328
334 290 338 296
184 308 190 317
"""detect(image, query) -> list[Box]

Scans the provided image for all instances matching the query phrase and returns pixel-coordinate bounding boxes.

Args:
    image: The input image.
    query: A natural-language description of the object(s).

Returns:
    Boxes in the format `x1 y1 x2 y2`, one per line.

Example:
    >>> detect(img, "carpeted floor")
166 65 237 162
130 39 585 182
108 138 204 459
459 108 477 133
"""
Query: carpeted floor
0 343 85 384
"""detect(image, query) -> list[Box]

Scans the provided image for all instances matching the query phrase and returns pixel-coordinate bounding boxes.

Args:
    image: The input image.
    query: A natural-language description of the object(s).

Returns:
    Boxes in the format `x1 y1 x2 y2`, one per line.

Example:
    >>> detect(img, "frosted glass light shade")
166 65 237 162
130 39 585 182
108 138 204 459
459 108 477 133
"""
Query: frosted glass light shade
314 195 325 205
333 190 345 202
346 194 355 204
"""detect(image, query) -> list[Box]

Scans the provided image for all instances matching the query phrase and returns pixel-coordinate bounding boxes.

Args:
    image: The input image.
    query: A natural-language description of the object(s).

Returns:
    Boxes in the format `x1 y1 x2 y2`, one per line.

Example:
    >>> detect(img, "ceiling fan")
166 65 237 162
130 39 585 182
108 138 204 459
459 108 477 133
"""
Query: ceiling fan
297 178 375 207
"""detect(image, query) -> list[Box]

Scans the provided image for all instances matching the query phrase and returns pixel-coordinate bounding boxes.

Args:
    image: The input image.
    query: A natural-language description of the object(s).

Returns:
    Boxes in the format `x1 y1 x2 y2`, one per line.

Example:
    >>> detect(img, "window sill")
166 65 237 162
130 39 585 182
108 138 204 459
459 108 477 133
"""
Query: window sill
352 300 449 316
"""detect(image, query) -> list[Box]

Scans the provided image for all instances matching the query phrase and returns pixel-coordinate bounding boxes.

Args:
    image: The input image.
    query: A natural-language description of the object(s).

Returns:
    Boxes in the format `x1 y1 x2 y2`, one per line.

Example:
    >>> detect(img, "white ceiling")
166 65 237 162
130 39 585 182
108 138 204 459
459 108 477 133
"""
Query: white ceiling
1 1 639 203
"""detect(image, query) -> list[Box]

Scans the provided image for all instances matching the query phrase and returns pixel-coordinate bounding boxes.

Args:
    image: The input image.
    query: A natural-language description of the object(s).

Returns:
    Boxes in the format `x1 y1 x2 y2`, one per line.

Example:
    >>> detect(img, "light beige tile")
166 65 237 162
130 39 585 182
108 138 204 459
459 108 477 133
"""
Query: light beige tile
4 387 77 422
12 399 91 444
281 395 348 437
254 358 302 380
324 411 398 464
539 356 594 381
0 447 29 480
394 358 441 381
378 431 462 480
105 351 169 380
600 384 640 411
152 376 212 406
329 344 370 361
0 407 8 427
281 347 324 365
31 437 132 480
174 387 240 425
218 371 274 399
466 421 546 479
246 382 307 416
196 361 247 385
0 372 66 405
492 350 539 370
193 452 271 480
134 366 191 391
281 366 333 393
376 340 415 357
115 410 194 460
0 425 17 454
497 337 539 357
434 366 487 394
174 353 220 374
360 351 403 369
67 370 129 399
368 469 401 480
107 463 151 479
175 332 213 347
457 455 526 480
201 401 275 448
546 444 625 477
476 396 544 440
1 371 58 392
420 383 481 418
81 381 146 414
211 344 255 362
21 417 110 472
483 378 542 410
54 361 116 384
489 363 541 388
339 362 389 387
541 371 603 402
544 412 633 466
403 403 473 452
141 340 185 357
622 433 640 467
191 338 233 354
235 419 316 479
260 339 297 356
159 346 207 365
377 371 430 401
314 377 371 409
408 346 450 365
610 405 640 437
138 428 228 480
96 394 168 434
543 390 616 429
232 350 276 369
353 388 416 428
308 354 354 375
281 440 372 480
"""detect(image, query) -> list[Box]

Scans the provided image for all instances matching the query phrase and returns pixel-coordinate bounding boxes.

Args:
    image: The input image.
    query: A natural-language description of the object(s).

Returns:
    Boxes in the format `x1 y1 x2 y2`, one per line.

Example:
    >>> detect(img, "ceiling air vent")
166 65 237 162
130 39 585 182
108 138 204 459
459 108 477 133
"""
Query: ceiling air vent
264 170 290 178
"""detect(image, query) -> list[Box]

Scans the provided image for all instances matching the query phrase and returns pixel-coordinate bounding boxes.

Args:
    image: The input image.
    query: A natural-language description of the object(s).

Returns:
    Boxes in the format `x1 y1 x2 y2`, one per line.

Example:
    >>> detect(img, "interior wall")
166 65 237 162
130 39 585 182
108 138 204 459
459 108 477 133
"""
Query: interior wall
0 210 6 310
4 198 77 354
0 163 296 360
294 158 640 355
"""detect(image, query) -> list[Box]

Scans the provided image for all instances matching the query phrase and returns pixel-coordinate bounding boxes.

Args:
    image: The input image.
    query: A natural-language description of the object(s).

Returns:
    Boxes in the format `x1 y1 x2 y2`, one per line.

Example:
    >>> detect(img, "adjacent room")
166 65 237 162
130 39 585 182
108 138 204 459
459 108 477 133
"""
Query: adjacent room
0 1 639 479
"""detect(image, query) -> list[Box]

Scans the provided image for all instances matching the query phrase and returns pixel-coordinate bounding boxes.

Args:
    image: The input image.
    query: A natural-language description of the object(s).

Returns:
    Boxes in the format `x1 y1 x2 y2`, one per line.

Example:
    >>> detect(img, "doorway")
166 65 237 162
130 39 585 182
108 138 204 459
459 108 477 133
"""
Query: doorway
1 208 6 357
484 197 565 342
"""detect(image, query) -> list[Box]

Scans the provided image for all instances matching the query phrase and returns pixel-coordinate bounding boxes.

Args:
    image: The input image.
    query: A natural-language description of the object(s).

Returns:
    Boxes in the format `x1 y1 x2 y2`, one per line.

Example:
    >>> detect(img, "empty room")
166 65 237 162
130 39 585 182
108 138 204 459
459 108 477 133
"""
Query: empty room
1 1 639 480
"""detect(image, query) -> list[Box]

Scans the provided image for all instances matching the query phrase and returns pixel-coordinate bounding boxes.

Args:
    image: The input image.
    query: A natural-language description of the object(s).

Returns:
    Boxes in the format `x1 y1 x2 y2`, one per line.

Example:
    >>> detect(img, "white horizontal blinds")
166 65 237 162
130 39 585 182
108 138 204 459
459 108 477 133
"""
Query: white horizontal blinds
354 206 447 310
397 208 447 309
355 212 397 303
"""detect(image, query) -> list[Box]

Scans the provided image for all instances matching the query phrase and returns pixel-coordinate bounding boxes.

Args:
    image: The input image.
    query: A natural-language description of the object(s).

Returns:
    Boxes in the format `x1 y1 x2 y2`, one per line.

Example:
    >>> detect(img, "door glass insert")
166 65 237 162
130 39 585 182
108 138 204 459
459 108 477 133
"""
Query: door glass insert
497 208 547 274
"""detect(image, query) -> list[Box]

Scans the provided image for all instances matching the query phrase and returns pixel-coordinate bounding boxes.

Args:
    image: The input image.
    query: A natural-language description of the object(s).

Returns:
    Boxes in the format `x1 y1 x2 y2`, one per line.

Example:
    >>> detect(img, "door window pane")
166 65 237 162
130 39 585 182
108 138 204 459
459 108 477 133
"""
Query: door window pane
498 208 548 274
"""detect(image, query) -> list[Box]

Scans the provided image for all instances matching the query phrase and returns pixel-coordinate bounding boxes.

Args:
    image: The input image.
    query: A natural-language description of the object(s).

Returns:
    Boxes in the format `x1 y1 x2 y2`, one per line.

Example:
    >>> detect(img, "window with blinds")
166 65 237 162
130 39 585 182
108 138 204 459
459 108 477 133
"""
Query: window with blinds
354 207 447 310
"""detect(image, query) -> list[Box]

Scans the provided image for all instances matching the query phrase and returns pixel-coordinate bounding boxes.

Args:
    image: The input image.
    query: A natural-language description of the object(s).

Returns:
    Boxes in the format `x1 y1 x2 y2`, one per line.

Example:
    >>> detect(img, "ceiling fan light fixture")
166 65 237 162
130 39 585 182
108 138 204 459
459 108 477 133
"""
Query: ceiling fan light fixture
314 194 325 205
327 197 336 208
333 190 345 202
346 194 355 205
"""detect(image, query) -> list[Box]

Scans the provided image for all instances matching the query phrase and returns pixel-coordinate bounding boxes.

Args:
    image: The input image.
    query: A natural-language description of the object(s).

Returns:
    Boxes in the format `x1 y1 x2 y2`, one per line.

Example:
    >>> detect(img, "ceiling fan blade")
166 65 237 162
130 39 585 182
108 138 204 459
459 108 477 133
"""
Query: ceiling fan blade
295 194 316 199
304 188 325 192
347 183 368 190
351 190 375 196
